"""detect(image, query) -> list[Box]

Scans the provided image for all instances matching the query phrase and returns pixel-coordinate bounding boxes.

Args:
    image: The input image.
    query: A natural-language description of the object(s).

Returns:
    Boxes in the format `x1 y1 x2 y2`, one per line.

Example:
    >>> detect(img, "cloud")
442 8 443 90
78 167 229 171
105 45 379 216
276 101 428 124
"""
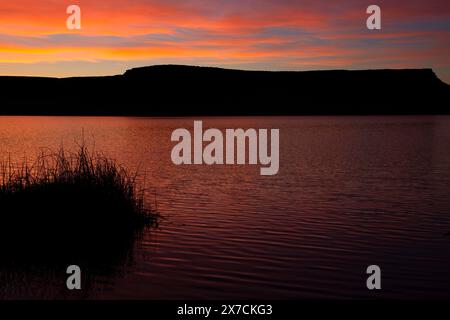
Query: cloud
0 0 448 82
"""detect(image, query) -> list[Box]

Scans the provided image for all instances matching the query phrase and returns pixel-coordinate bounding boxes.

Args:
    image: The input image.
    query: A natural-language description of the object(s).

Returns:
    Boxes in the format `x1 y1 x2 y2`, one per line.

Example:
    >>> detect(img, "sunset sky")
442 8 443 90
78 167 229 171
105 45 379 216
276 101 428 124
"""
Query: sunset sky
0 0 449 82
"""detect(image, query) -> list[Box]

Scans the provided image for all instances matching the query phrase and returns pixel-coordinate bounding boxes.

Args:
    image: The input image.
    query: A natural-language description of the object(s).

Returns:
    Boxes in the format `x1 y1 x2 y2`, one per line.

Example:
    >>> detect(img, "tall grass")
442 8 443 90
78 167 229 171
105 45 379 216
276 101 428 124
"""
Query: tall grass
0 143 158 267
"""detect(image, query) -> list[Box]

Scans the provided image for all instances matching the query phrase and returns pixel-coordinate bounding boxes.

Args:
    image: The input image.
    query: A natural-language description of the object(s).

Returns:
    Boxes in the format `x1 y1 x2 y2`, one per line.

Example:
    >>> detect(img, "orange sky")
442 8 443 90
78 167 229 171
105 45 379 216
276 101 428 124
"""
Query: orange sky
0 0 449 82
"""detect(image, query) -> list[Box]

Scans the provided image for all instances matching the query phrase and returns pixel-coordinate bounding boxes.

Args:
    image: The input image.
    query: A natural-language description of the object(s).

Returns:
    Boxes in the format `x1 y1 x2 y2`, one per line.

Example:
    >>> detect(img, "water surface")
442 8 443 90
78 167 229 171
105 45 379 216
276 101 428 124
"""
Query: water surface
1 116 450 299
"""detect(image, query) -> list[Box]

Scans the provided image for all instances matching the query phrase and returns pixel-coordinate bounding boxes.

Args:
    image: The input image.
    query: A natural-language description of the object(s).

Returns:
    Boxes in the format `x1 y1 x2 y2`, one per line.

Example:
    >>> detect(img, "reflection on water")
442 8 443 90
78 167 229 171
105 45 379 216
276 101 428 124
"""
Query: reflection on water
1 116 450 299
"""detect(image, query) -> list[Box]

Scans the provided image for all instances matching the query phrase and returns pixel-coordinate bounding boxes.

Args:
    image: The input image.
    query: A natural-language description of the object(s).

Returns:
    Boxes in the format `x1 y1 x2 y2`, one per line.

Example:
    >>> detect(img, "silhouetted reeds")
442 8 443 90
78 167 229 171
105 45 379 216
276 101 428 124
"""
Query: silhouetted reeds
0 144 158 269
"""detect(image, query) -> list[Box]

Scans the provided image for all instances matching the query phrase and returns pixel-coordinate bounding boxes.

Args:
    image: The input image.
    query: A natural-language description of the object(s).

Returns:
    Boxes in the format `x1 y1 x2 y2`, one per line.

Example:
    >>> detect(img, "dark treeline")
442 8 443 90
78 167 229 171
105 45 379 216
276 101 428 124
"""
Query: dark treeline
0 65 449 115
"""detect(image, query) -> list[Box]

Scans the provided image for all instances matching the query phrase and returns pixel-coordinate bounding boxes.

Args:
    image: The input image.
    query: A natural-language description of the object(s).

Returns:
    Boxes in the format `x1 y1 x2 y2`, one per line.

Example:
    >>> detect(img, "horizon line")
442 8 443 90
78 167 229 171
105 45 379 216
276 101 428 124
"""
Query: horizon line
0 64 447 85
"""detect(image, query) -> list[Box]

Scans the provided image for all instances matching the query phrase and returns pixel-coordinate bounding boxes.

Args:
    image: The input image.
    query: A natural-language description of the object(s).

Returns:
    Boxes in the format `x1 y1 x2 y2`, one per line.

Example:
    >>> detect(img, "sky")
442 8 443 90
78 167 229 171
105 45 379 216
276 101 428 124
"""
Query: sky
0 0 449 83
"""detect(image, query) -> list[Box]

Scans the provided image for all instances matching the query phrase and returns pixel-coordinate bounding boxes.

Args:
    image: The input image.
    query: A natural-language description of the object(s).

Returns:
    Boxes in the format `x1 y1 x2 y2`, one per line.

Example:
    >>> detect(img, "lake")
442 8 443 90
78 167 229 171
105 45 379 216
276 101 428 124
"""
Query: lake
1 115 450 299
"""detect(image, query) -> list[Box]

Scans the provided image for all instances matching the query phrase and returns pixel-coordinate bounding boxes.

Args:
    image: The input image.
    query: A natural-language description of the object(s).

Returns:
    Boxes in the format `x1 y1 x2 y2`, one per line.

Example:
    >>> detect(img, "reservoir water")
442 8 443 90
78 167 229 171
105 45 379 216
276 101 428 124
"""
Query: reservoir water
1 115 450 299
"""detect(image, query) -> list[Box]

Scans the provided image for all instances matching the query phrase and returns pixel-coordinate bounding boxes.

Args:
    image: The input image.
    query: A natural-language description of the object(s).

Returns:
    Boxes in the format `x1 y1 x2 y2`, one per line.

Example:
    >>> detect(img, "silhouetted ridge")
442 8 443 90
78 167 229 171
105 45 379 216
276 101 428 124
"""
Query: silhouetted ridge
125 64 445 83
124 64 240 76
0 65 448 115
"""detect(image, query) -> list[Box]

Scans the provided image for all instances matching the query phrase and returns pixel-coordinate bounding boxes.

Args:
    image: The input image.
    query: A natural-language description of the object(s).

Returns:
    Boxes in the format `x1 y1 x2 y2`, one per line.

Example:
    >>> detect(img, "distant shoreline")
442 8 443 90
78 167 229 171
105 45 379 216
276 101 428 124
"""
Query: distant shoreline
1 65 449 116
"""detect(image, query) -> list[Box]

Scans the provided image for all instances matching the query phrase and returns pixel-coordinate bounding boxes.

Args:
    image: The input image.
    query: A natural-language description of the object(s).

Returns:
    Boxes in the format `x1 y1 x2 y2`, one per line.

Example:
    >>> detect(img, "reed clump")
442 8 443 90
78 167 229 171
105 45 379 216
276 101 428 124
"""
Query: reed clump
0 144 158 265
